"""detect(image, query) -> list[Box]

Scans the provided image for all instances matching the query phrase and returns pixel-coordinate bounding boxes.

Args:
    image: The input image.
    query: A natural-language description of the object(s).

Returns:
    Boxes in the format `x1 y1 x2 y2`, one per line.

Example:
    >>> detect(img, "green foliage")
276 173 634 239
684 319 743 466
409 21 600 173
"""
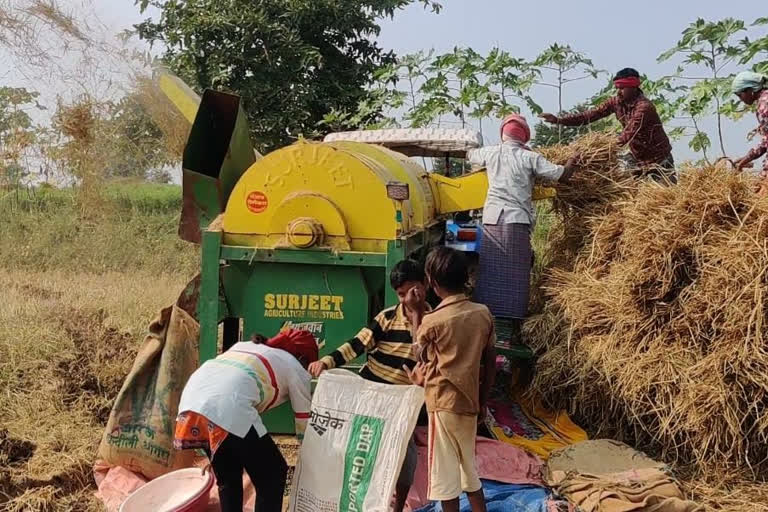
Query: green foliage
743 17 768 74
0 86 44 187
102 95 177 183
0 87 41 135
531 44 603 113
136 0 440 153
0 183 197 274
531 103 614 147
430 156 469 176
529 44 604 144
326 46 537 136
659 18 749 158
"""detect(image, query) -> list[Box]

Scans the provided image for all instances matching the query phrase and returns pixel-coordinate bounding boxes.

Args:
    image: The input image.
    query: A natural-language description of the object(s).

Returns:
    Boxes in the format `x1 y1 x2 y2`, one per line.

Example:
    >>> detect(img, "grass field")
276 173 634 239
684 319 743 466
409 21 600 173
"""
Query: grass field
0 185 197 511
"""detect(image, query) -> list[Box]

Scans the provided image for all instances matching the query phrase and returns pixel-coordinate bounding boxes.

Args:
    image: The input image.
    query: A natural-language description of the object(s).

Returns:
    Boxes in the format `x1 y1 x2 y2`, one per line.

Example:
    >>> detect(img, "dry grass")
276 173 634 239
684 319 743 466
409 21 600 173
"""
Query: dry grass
524 133 768 508
535 132 637 274
0 269 191 511
56 99 96 143
680 471 768 512
0 0 91 71
23 0 89 43
133 75 191 160
527 162 768 490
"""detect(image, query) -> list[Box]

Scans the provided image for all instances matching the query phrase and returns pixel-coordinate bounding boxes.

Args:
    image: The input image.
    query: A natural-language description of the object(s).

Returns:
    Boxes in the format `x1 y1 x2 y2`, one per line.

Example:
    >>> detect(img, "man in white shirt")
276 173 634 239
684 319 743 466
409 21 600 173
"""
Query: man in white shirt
174 330 317 512
468 114 578 343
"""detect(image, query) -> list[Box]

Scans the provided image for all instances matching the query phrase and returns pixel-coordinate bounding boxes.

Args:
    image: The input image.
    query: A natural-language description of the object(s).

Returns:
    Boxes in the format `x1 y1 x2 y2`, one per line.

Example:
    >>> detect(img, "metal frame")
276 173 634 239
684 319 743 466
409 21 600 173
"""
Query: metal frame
197 227 438 364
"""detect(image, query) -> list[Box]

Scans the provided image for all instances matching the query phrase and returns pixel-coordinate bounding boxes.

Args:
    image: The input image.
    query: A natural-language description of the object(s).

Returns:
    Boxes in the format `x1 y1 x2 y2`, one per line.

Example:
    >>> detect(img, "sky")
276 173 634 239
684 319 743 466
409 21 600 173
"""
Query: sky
4 0 765 166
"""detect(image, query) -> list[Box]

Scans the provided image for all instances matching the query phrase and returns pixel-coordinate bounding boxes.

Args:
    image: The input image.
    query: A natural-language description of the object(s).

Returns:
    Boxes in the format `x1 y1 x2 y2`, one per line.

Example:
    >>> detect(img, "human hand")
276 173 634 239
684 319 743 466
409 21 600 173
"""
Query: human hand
404 285 426 315
308 361 327 378
566 152 581 169
734 157 754 171
539 113 558 124
403 363 426 387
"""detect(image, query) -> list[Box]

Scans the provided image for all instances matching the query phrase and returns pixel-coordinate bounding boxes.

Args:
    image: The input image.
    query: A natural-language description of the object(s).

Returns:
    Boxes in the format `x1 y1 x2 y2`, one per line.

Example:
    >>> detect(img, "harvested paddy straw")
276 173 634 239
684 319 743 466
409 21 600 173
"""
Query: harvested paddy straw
528 159 768 475
536 132 636 270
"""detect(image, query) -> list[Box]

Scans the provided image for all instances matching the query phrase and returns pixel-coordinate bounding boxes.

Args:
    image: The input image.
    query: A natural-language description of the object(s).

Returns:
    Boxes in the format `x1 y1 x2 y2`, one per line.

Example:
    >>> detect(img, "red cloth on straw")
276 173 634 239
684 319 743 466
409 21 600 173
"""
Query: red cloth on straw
614 77 641 89
266 329 319 364
500 114 531 143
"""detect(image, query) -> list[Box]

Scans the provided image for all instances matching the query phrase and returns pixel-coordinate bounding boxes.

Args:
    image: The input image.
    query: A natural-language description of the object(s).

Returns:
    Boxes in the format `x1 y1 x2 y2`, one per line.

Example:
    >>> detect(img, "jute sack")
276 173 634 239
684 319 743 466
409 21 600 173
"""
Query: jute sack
96 305 199 479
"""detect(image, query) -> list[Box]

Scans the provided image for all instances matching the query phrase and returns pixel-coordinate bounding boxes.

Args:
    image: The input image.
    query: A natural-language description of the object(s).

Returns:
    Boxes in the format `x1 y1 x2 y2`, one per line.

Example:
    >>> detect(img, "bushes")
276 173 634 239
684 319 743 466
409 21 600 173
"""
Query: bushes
0 183 198 275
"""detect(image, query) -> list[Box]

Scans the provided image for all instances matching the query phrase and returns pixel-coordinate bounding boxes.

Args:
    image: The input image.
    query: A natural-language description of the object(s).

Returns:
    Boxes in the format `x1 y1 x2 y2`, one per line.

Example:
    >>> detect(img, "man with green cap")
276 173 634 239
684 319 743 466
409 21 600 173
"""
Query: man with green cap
732 71 768 191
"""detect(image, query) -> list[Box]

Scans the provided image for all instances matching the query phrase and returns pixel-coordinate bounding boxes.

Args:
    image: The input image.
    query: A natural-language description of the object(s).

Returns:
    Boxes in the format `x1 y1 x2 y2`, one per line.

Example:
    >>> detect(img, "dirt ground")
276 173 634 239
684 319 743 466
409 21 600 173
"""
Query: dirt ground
0 269 188 511
0 270 307 512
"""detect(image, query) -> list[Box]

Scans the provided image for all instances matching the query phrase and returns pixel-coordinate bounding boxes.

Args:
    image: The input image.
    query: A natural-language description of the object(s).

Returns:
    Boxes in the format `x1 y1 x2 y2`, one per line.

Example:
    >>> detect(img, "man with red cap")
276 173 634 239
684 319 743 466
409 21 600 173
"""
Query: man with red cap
174 329 318 512
467 114 578 344
540 68 675 183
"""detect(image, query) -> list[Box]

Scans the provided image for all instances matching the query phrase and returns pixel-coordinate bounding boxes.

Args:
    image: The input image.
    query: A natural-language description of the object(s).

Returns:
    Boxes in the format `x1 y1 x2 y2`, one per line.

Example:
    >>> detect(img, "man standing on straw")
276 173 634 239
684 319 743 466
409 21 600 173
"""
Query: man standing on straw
732 71 768 194
540 68 675 183
467 114 578 345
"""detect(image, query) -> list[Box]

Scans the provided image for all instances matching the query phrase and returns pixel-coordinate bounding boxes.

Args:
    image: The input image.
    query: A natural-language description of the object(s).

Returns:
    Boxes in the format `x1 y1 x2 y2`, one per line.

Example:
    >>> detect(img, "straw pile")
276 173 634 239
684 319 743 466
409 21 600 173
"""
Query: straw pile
536 133 636 272
133 75 190 159
527 143 768 476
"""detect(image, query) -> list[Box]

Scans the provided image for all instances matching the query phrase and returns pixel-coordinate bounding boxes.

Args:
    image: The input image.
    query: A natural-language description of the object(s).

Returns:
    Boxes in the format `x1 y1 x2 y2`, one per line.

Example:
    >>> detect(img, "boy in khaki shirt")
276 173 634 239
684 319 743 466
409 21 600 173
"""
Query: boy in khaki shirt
404 247 496 512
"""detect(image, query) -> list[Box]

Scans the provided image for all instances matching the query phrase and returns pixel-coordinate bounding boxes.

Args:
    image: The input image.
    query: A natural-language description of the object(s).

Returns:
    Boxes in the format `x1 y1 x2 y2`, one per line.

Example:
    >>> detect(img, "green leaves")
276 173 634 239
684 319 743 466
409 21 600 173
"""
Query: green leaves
690 131 711 153
335 45 539 133
661 17 746 60
532 44 597 75
135 0 438 152
656 17 765 158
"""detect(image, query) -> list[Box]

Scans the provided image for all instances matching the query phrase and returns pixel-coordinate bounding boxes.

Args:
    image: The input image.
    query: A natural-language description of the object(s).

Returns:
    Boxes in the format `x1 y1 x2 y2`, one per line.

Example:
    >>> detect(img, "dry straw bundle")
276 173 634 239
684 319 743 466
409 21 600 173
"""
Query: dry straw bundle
133 75 190 159
56 99 96 143
536 133 637 271
528 153 768 475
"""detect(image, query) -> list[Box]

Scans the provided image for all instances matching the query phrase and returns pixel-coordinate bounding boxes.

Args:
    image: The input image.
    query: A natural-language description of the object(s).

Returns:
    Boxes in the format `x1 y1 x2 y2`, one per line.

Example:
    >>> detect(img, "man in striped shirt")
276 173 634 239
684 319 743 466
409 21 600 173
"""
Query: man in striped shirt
308 259 427 512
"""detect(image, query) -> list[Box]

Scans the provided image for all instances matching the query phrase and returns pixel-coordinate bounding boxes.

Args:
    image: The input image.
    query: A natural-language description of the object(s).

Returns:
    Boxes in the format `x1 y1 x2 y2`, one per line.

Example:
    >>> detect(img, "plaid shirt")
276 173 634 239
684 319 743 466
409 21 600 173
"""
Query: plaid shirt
557 95 672 165
746 89 768 172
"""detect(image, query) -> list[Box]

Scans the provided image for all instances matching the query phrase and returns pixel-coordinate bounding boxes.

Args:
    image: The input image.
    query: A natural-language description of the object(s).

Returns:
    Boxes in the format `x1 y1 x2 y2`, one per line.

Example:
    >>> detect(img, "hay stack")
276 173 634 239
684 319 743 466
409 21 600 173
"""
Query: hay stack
528 161 768 473
536 133 636 272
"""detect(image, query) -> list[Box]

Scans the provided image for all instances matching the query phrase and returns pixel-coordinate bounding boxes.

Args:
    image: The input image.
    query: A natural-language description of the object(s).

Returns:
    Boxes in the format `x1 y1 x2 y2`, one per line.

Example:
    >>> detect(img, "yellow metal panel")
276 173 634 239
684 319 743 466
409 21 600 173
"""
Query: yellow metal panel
428 171 488 214
223 142 398 251
268 193 351 250
428 170 557 214
157 71 201 124
327 142 436 228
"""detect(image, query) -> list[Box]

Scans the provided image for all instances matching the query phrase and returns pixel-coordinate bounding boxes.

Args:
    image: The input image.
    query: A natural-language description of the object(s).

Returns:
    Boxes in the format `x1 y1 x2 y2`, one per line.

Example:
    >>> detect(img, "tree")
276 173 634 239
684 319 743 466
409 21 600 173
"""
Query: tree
324 46 537 141
102 93 178 183
135 0 440 153
0 86 43 188
530 44 603 142
741 18 768 74
659 18 748 158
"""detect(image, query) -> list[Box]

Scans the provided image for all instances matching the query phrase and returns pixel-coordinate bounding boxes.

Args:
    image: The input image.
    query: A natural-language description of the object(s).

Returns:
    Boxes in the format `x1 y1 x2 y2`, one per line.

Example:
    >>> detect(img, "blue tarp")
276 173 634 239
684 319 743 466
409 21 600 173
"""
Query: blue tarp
414 479 552 512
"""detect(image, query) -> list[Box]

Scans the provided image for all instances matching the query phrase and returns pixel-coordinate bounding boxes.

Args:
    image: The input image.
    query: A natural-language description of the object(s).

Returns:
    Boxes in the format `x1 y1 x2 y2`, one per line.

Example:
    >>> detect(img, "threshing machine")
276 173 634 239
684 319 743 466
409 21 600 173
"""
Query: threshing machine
158 75 552 434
